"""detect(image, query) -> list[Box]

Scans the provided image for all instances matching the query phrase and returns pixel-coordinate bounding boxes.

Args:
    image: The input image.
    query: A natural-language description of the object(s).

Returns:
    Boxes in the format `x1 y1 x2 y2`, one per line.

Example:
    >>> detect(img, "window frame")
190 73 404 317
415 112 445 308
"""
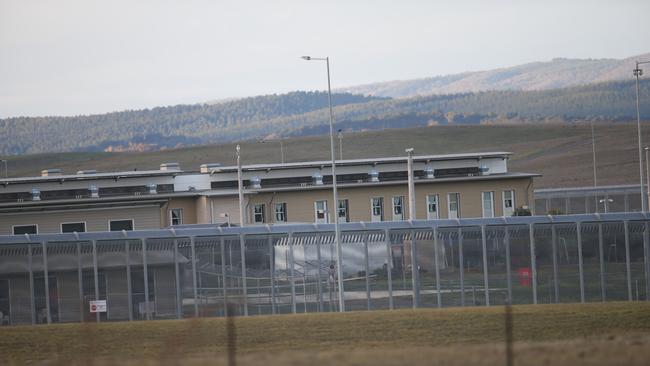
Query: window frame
274 202 287 223
371 196 384 222
108 219 134 232
482 191 495 218
60 221 87 233
502 189 515 217
447 192 460 219
392 195 404 221
337 199 350 223
314 200 329 223
426 194 440 220
253 204 266 224
169 208 183 226
12 224 38 235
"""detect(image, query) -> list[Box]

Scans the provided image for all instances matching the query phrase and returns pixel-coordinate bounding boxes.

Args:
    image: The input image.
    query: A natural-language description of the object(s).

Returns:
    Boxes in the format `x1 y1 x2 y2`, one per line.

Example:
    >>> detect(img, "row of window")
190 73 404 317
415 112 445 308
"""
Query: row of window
250 190 516 224
11 219 135 235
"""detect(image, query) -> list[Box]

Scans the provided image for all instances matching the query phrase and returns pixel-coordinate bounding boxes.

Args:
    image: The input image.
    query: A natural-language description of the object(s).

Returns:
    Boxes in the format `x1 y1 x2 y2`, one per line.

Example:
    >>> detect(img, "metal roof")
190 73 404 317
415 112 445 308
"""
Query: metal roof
0 169 180 185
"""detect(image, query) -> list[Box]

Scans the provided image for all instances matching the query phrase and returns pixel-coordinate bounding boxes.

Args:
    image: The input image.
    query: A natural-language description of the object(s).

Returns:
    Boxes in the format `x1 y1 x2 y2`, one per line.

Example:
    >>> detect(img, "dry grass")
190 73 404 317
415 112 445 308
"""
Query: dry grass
1 302 649 365
3 122 650 188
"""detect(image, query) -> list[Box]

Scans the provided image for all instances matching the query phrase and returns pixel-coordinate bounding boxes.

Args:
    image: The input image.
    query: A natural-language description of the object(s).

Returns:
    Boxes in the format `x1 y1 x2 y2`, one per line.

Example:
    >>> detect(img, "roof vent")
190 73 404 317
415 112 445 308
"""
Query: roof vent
147 183 157 194
424 165 435 179
89 185 99 198
41 169 62 177
312 171 324 185
31 188 41 201
250 176 261 189
200 163 221 174
368 169 379 182
160 163 180 171
77 170 97 175
480 165 490 175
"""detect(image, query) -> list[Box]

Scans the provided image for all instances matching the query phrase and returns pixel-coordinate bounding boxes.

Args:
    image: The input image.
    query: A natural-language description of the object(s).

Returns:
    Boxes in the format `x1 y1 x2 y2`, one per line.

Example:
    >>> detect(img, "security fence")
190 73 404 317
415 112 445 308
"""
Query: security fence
534 185 646 214
0 213 649 325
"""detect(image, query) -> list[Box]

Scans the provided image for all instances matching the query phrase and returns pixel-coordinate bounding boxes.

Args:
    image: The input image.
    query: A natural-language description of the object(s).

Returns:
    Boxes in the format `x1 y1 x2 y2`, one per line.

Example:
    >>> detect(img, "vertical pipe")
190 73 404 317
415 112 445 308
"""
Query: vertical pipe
77 242 83 322
239 233 248 316
126 241 133 321
288 233 297 314
551 225 559 303
410 230 420 308
91 239 98 323
481 225 490 306
624 221 633 301
220 237 228 316
504 227 512 305
598 223 606 302
28 244 35 325
458 228 465 306
433 227 442 308
190 236 199 317
316 234 323 312
576 222 585 303
385 229 394 310
268 235 276 315
363 233 371 310
142 239 150 321
173 239 182 319
529 223 538 305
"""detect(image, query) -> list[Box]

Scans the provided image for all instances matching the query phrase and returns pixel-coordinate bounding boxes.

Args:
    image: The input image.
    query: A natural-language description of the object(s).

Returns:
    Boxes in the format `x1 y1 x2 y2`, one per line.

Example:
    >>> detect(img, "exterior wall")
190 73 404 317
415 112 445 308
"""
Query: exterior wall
164 198 199 227
0 205 162 235
210 196 247 225
195 196 211 224
246 177 534 224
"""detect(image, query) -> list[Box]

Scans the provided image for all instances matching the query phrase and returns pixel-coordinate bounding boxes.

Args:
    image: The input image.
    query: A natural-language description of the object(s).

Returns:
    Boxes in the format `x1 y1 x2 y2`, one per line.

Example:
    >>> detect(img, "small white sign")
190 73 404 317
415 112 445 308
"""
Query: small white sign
89 300 107 313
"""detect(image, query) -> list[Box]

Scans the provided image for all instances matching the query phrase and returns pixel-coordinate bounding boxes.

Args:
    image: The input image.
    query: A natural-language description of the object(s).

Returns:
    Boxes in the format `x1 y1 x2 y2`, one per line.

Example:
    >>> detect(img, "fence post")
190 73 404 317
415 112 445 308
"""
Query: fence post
28 244 35 325
384 229 394 310
77 242 84 322
220 237 228 316
576 222 585 303
433 227 442 308
504 226 512 305
410 230 420 308
551 225 559 303
239 233 248 316
288 233 296 314
458 228 465 306
142 238 150 321
268 235 276 315
481 225 490 306
92 239 99 323
363 232 371 310
529 223 538 305
598 223 606 302
173 238 182 319
645 221 650 301
190 236 199 317
126 241 133 321
624 221 632 301
316 233 324 312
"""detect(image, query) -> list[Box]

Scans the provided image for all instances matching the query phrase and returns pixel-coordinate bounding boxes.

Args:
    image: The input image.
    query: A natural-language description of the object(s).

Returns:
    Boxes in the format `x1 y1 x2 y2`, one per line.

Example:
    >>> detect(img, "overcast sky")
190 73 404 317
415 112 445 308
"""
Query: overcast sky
1 0 649 118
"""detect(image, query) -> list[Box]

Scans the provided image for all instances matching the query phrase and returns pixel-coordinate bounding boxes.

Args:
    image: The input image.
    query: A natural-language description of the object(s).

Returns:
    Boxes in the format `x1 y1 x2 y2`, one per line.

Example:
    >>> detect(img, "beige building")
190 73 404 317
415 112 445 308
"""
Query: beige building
0 152 538 235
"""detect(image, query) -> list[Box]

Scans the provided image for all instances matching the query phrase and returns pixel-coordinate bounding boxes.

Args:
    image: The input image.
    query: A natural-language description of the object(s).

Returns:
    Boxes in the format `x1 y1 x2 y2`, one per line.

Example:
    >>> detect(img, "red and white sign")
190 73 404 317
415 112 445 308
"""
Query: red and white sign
89 300 107 313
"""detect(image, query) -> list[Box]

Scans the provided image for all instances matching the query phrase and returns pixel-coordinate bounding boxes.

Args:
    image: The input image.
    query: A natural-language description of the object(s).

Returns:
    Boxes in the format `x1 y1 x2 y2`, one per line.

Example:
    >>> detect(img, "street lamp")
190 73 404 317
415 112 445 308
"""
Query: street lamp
301 55 345 312
591 121 597 187
337 129 343 160
645 146 650 209
599 198 614 213
406 148 416 220
634 60 650 211
236 145 245 226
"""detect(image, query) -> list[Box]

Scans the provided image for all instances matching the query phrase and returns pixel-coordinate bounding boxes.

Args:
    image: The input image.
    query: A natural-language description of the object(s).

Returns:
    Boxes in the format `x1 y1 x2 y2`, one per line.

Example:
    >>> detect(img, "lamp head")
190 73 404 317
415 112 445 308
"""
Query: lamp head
405 148 414 154
301 56 311 60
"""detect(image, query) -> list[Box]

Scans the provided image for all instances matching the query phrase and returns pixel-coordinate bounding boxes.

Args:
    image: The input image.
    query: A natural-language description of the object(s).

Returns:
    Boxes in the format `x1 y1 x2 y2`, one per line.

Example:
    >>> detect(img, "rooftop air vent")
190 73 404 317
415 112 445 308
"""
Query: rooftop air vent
89 185 99 198
77 170 97 175
480 165 490 175
424 165 435 179
41 169 62 177
250 176 261 189
159 163 180 171
147 183 157 194
200 163 221 174
368 169 379 182
31 188 41 201
312 171 324 185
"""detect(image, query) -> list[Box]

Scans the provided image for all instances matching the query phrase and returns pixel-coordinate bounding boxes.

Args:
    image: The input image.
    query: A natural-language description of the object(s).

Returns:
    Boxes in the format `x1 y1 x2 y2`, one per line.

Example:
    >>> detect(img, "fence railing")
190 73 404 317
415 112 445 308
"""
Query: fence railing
0 213 649 325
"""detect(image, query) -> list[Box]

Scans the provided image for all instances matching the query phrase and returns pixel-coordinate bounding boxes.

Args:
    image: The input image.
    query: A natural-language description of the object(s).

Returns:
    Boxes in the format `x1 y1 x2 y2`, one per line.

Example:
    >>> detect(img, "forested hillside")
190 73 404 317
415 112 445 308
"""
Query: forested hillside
339 52 650 98
1 80 649 156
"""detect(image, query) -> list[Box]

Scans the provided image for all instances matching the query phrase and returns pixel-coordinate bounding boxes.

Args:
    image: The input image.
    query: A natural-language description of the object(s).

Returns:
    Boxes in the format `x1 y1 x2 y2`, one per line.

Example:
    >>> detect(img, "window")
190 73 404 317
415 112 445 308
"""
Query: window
169 208 183 226
315 200 328 224
253 204 265 223
447 193 460 219
13 225 37 235
503 190 515 217
392 196 404 221
337 199 349 223
371 197 384 222
61 222 86 233
426 194 439 220
109 219 133 231
275 203 287 222
482 191 495 218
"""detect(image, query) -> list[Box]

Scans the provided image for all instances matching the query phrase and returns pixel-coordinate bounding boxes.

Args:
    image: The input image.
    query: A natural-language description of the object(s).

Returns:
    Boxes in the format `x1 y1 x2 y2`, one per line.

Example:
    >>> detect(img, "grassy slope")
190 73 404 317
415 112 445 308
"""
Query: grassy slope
2 122 650 188
1 302 649 365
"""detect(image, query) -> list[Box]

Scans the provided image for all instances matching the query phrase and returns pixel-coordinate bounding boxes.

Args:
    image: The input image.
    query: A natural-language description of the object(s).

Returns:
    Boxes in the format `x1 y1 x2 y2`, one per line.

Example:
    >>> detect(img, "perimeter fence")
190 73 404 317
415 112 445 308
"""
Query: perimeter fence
0 213 649 325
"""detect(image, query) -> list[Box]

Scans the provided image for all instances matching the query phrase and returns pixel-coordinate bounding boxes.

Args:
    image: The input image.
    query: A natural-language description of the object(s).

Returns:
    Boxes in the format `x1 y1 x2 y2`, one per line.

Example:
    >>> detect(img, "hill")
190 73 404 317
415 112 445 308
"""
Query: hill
339 52 650 98
1 80 650 156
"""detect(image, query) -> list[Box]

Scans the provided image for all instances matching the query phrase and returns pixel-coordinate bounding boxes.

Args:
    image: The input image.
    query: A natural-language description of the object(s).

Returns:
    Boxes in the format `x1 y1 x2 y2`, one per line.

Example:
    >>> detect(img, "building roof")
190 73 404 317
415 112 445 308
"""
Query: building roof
0 169 179 186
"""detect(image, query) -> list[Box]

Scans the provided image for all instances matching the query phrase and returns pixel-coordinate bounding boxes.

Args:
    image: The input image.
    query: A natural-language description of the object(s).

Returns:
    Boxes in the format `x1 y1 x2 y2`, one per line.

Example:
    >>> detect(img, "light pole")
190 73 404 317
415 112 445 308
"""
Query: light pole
236 145 245 226
645 146 650 209
301 55 345 312
634 60 650 211
406 148 416 220
260 138 285 164
337 129 343 160
591 121 597 187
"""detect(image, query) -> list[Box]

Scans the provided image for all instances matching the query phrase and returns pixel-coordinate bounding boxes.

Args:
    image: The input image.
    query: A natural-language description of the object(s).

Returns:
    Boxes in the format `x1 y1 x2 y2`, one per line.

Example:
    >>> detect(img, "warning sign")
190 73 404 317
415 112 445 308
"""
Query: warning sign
89 300 107 313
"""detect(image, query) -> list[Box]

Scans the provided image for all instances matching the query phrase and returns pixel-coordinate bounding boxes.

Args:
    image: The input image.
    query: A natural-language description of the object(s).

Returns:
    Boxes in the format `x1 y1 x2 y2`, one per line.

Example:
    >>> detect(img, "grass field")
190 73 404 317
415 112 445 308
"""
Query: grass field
1 302 649 365
2 122 649 188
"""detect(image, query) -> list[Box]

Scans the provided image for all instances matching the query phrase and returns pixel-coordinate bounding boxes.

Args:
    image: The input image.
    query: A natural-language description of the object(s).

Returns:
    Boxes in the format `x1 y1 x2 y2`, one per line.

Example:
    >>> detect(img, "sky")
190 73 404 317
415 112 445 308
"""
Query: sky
1 0 649 118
